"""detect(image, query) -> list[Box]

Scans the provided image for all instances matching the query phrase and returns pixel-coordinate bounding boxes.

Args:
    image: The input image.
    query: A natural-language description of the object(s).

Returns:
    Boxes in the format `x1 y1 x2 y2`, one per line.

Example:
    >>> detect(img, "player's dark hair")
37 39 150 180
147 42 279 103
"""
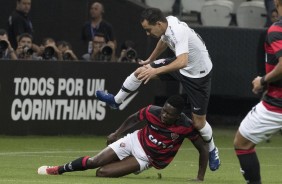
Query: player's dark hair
140 8 167 25
166 95 185 114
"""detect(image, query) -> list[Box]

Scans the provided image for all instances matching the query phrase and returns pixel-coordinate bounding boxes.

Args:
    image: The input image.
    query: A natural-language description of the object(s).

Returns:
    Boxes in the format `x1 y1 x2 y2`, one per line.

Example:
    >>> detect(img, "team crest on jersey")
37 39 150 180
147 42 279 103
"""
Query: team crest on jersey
171 133 179 141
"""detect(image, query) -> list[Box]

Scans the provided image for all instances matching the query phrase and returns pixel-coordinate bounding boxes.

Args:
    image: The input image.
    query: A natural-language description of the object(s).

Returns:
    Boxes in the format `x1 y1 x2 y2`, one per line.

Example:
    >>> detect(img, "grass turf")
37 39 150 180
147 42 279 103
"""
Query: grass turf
0 128 282 184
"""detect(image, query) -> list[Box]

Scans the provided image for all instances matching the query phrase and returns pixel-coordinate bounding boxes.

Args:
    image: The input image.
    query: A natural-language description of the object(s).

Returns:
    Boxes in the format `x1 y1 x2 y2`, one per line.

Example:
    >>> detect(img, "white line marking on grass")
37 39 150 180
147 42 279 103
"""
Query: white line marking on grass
1 146 282 156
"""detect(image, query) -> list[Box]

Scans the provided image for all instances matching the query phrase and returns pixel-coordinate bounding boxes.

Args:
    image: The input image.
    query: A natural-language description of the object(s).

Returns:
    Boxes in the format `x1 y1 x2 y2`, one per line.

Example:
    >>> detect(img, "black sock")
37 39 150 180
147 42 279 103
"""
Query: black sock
235 149 261 183
58 156 90 174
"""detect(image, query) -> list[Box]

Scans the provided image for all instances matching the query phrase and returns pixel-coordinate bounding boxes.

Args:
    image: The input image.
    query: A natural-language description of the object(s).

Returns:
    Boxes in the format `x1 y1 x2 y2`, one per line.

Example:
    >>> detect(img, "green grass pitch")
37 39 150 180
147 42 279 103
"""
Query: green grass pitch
0 128 282 184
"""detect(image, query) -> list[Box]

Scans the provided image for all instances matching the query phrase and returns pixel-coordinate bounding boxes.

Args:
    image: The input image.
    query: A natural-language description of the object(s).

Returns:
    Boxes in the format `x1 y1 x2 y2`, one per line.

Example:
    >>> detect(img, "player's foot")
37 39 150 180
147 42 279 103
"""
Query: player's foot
37 166 60 175
96 90 121 109
209 147 220 171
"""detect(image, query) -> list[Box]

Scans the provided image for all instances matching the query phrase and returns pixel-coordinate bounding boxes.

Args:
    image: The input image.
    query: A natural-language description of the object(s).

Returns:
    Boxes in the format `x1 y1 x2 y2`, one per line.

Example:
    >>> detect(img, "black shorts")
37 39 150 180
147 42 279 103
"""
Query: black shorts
151 58 211 115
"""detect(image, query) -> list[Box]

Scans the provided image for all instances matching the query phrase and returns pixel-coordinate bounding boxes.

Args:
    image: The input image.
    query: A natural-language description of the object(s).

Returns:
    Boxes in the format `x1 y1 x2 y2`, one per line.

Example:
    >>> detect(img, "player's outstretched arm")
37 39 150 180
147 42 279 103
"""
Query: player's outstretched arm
191 136 209 181
107 112 140 145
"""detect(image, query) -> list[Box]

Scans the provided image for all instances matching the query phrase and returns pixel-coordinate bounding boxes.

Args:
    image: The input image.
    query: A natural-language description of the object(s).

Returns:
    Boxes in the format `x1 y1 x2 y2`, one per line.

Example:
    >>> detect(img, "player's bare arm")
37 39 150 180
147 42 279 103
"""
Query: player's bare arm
191 136 209 181
148 39 167 61
107 112 140 145
138 53 188 84
139 40 167 65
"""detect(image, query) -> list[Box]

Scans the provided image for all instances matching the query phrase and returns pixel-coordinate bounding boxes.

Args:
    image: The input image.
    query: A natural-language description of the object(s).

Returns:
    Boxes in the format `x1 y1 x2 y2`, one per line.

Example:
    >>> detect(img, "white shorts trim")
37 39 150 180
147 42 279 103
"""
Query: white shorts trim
239 101 282 144
108 130 150 172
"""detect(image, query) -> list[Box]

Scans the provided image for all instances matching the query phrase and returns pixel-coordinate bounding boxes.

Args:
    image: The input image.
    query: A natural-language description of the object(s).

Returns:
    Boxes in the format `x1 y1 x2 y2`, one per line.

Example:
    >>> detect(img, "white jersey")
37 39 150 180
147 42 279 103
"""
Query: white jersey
161 16 212 78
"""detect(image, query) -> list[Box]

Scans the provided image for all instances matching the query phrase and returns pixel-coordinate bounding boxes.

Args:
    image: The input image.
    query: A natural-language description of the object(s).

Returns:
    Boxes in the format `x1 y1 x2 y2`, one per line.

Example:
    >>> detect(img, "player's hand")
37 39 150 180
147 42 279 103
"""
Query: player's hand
106 133 118 145
137 65 157 84
138 59 151 65
252 76 264 94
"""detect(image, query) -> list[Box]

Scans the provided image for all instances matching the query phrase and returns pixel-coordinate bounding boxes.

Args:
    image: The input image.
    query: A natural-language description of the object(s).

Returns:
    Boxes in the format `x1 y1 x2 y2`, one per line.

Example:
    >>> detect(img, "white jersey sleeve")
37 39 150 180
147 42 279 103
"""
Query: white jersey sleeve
161 16 212 78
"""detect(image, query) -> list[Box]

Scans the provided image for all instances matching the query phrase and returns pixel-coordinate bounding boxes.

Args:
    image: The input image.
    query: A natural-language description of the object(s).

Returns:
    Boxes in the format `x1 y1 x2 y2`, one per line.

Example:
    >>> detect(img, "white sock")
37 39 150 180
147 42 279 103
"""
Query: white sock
114 73 142 103
199 121 215 152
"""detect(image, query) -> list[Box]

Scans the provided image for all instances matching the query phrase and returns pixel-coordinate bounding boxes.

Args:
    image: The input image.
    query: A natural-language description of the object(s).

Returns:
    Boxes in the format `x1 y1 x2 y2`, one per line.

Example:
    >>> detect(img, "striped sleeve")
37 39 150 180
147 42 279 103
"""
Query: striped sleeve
268 25 282 58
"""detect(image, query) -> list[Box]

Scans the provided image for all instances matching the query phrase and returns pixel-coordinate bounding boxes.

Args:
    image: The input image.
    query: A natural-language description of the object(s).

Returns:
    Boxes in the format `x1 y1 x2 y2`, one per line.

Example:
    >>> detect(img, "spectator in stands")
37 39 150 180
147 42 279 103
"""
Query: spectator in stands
15 33 40 60
81 2 116 53
265 0 277 27
82 32 115 62
270 9 278 24
117 40 138 63
7 0 33 49
40 38 63 61
0 29 17 60
57 41 78 61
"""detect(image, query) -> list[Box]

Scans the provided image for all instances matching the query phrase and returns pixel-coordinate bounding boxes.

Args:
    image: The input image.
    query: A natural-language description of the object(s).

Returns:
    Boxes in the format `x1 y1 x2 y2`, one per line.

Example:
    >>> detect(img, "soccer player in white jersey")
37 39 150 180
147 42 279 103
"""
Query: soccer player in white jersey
96 8 220 171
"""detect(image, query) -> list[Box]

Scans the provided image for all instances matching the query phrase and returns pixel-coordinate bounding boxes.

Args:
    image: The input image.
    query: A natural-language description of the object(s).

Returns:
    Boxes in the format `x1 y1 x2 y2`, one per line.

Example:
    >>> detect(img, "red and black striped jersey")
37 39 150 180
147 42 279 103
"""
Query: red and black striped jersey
137 105 199 169
263 17 282 113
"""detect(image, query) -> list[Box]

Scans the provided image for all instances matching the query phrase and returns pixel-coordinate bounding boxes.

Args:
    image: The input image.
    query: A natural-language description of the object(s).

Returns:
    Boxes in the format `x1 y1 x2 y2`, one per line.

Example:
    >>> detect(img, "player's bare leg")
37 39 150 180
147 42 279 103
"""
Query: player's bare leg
95 156 140 177
38 147 126 175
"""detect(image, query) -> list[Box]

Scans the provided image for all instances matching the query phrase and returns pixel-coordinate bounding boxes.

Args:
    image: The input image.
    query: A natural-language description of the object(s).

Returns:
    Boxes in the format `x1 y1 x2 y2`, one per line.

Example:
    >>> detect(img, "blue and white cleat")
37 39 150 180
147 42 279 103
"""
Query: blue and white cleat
96 90 120 109
209 147 220 171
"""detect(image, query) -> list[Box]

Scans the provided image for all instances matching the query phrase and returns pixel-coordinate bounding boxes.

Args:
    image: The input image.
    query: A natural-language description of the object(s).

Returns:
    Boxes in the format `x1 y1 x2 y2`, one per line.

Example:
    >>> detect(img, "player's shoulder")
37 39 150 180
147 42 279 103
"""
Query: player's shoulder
147 105 162 113
139 105 161 114
268 21 282 33
139 105 161 120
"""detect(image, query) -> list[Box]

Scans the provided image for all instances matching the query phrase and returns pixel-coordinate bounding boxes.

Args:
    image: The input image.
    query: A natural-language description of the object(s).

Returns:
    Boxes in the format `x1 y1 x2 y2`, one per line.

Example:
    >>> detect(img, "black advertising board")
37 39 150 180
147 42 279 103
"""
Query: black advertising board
0 61 156 135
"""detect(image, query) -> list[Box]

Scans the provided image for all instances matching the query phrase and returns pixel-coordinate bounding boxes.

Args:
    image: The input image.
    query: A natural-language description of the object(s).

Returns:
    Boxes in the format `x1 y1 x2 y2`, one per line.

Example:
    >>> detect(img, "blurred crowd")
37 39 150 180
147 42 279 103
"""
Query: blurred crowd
1 0 277 62
0 0 138 62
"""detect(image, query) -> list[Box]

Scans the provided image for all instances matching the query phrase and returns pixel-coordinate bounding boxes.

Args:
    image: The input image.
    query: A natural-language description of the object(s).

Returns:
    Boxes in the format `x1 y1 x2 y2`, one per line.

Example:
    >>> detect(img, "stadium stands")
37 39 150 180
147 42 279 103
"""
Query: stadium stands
201 0 234 27
144 0 174 14
236 1 267 28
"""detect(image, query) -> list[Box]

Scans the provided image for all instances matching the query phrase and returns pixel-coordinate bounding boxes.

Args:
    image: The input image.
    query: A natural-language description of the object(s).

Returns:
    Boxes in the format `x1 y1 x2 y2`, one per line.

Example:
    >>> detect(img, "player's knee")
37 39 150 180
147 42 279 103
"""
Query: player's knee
193 121 204 130
192 118 205 130
233 131 255 149
234 130 244 148
86 157 100 168
96 167 106 177
192 114 206 129
134 67 145 76
96 167 115 177
233 136 239 148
